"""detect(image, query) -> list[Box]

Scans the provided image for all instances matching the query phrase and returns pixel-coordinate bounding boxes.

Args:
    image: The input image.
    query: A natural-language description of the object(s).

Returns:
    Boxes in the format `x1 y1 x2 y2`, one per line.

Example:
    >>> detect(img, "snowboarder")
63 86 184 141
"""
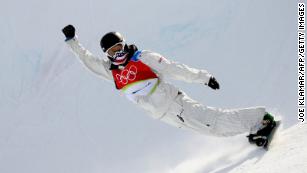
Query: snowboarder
62 25 276 146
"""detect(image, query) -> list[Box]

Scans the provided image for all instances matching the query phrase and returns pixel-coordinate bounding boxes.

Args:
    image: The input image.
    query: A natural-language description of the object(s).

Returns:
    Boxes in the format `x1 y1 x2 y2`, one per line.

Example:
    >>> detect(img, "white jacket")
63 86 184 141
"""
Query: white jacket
66 37 265 136
66 38 212 119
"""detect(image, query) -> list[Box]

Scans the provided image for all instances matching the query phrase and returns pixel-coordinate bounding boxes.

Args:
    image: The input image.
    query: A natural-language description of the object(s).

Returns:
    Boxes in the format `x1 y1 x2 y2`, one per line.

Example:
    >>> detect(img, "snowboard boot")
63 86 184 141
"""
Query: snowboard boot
247 112 276 147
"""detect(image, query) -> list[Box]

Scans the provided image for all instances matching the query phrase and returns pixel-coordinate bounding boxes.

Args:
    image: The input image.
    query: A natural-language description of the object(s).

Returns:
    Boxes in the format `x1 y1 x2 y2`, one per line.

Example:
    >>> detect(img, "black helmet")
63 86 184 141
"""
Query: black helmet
100 32 124 52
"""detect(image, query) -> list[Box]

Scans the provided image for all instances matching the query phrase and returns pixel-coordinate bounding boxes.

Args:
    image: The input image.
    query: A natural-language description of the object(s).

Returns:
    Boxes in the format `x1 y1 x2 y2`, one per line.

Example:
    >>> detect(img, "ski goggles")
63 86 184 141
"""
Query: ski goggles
105 42 126 59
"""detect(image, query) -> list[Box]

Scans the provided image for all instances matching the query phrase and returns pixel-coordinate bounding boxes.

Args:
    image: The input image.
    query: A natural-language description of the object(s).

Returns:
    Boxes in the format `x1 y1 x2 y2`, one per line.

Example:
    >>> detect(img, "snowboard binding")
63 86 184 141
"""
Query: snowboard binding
248 134 269 146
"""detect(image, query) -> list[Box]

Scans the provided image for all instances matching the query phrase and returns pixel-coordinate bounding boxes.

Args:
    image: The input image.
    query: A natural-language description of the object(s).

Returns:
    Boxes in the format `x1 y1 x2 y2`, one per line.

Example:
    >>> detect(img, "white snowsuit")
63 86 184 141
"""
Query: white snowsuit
66 38 265 137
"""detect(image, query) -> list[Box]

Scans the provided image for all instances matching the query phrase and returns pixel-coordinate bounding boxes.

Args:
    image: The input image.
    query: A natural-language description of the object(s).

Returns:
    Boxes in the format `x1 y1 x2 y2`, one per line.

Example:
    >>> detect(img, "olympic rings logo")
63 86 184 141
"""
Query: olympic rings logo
115 65 138 84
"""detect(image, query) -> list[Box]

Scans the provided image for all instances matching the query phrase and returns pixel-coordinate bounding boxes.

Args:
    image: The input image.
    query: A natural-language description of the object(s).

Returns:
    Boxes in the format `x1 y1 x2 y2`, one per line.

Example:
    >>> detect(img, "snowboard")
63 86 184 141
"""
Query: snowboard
263 120 281 150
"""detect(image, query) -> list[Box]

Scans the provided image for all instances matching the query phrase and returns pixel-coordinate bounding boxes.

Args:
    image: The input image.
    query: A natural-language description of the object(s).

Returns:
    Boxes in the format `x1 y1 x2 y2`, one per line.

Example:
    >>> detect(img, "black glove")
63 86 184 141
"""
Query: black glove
62 25 75 40
207 76 220 90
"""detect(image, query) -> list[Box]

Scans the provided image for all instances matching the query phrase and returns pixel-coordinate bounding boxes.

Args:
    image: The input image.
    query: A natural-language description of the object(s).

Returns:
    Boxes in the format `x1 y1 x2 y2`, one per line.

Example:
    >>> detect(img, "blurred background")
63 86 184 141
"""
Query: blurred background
0 0 296 172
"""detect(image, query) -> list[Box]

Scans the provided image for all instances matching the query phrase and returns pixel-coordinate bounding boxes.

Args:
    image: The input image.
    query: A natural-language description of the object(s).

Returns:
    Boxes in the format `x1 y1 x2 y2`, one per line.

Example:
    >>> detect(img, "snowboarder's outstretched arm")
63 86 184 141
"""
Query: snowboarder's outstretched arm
141 51 220 89
62 25 113 81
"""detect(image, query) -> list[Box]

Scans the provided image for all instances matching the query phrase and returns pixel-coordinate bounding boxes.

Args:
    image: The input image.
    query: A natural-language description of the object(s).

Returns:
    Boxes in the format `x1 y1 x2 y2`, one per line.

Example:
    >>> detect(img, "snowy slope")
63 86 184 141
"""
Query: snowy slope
156 124 307 173
206 124 307 173
163 124 307 173
0 0 299 173
227 124 307 173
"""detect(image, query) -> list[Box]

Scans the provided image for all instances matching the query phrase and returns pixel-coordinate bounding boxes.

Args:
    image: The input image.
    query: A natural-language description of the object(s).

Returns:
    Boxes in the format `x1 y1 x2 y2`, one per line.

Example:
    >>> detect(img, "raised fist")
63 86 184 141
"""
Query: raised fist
62 25 75 40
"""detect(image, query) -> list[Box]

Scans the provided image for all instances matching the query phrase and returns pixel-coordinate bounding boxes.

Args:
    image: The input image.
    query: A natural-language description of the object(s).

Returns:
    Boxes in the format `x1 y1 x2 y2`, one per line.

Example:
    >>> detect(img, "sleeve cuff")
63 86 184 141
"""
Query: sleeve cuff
65 37 75 42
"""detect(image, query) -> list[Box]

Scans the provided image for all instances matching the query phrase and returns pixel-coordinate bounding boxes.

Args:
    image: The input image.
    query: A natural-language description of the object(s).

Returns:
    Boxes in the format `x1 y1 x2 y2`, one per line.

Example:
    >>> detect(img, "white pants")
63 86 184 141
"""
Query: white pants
161 91 265 136
137 82 265 137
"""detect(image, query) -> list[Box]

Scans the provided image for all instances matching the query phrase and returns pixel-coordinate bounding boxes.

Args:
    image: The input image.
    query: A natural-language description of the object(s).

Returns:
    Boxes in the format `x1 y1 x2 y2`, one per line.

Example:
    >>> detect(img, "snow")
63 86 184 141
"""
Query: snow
0 0 301 173
229 124 307 173
161 124 307 173
219 124 307 173
157 123 307 173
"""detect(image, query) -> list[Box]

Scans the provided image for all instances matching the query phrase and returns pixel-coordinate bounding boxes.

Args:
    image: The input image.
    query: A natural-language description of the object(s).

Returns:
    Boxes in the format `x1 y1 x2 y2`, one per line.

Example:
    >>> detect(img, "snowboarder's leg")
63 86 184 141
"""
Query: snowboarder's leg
161 91 266 137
